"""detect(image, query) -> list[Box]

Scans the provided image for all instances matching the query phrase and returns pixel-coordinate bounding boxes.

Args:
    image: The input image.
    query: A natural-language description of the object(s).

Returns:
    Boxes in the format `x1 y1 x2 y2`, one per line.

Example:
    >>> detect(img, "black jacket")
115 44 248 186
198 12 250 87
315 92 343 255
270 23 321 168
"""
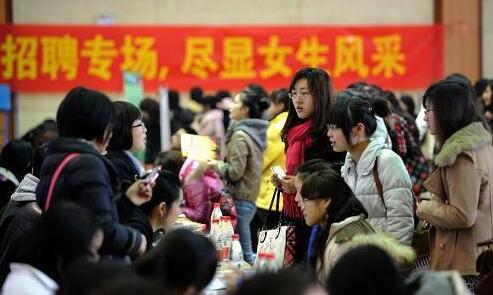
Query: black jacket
35 138 143 257
106 150 140 191
0 201 40 284
117 196 153 251
305 135 346 172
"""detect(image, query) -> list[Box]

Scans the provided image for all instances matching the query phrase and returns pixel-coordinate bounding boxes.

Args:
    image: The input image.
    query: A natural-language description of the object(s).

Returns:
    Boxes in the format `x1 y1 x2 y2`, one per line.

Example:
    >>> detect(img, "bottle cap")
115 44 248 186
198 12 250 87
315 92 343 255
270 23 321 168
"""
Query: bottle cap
222 216 231 221
212 219 220 223
213 203 220 208
220 216 227 221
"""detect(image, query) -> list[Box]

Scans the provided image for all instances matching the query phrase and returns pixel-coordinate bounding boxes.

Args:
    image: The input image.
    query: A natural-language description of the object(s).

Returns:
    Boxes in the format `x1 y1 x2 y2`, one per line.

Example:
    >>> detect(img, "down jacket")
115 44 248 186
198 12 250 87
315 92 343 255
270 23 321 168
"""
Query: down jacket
256 112 287 211
36 137 143 257
180 159 224 224
416 122 493 275
341 136 414 245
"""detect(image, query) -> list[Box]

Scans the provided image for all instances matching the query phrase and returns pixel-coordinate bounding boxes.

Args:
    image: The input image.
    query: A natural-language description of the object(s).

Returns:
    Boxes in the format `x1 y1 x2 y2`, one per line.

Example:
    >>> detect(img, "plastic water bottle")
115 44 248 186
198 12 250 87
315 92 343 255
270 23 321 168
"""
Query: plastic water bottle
219 216 233 261
210 203 223 229
210 218 220 243
230 234 243 268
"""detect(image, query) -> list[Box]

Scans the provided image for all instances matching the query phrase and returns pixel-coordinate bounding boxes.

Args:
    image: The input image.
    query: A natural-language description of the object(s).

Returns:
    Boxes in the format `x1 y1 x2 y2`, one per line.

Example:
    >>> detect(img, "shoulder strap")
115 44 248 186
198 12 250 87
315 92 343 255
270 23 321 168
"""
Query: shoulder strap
372 156 387 213
44 153 80 211
262 188 281 229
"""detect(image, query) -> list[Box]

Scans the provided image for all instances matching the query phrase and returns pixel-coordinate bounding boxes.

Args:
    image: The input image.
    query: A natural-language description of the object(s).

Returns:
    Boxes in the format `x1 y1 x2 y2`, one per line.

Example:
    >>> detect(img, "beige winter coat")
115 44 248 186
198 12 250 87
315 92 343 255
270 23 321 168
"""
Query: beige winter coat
316 215 416 284
416 122 493 275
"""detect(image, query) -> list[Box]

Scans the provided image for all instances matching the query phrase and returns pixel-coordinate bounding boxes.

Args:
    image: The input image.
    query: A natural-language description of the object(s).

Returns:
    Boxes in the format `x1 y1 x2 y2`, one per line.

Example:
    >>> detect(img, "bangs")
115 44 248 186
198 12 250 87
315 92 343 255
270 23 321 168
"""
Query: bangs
328 93 353 140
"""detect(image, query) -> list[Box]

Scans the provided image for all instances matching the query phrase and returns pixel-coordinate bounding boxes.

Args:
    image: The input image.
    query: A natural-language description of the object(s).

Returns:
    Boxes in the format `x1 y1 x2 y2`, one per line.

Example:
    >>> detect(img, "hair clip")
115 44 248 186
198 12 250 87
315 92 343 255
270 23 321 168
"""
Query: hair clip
368 106 373 113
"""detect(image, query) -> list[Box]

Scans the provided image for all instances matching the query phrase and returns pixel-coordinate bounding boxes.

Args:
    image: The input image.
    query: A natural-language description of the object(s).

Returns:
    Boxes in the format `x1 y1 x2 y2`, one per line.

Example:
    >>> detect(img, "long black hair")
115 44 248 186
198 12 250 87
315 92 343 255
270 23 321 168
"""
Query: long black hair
134 228 217 293
329 90 390 145
18 202 102 282
423 79 485 145
281 68 334 144
296 160 367 273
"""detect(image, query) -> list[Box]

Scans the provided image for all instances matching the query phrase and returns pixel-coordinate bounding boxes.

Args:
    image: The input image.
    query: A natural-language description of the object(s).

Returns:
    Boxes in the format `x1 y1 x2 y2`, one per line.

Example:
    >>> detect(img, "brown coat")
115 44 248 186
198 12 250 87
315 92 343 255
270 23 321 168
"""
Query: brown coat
416 122 493 275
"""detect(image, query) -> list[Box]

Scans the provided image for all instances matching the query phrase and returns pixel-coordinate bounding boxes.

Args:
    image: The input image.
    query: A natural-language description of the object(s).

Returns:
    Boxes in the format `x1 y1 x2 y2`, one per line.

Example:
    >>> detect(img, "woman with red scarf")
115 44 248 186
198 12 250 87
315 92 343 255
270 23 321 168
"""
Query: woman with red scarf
274 68 346 263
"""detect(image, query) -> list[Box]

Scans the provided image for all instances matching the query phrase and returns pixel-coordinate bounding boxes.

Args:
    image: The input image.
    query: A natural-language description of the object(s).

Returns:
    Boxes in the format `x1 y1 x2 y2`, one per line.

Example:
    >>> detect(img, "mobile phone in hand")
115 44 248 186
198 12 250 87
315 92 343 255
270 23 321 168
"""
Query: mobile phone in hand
271 165 286 179
144 166 161 185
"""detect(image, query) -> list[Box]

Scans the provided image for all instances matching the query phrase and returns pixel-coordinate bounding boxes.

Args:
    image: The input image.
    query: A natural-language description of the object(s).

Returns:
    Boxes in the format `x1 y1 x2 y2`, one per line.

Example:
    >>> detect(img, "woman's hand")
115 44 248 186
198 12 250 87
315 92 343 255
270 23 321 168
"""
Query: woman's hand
126 179 153 206
278 175 296 194
271 174 283 190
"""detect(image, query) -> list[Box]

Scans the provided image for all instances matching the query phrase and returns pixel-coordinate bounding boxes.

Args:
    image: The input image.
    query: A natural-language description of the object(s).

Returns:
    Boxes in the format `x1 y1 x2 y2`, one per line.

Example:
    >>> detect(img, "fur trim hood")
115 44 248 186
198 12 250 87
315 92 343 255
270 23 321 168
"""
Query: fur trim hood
350 232 416 266
435 122 492 167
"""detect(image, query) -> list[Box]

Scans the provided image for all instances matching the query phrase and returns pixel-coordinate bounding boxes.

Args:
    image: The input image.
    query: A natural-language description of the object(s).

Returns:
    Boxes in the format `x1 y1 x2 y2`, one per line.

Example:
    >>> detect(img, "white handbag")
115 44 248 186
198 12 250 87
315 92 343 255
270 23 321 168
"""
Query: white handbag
255 189 296 268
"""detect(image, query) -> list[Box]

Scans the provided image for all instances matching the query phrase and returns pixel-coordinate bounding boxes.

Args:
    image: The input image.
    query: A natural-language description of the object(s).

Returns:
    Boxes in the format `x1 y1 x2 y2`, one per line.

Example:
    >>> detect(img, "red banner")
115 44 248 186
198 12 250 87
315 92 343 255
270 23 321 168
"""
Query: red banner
0 24 443 92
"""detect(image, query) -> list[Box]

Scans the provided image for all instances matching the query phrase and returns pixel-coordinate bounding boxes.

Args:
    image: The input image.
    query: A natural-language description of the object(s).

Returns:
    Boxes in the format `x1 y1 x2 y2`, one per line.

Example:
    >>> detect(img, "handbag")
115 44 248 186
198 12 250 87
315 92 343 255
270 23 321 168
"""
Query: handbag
256 188 297 268
44 153 80 211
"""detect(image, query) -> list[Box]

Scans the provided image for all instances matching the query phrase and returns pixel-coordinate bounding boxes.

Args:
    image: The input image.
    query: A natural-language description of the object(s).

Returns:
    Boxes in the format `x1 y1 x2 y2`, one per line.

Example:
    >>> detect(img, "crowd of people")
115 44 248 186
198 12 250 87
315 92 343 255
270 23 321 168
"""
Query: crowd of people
0 68 492 295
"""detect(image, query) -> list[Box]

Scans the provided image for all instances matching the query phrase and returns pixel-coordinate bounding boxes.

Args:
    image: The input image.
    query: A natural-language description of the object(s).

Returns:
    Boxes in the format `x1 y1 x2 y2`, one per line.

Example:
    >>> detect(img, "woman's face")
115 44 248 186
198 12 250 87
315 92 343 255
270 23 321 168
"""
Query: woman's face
327 126 350 152
483 85 492 107
230 93 249 121
295 175 331 226
423 101 437 135
163 189 183 230
290 79 315 119
130 119 147 152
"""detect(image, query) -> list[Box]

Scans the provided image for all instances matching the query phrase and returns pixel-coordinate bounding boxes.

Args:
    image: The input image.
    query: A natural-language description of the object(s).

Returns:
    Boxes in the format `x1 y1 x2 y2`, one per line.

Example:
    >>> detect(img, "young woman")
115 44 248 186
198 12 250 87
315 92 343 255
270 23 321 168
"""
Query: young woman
139 98 161 167
106 101 147 188
135 228 217 295
1 202 103 295
251 88 290 250
207 89 269 264
35 87 149 258
416 79 493 290
139 172 183 248
275 68 346 263
327 91 414 245
295 160 415 284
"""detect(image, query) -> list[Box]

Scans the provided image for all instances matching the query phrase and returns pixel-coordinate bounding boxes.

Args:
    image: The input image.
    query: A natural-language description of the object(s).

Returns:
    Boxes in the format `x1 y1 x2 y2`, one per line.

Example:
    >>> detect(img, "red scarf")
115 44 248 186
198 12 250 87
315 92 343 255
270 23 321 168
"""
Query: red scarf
284 120 313 220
